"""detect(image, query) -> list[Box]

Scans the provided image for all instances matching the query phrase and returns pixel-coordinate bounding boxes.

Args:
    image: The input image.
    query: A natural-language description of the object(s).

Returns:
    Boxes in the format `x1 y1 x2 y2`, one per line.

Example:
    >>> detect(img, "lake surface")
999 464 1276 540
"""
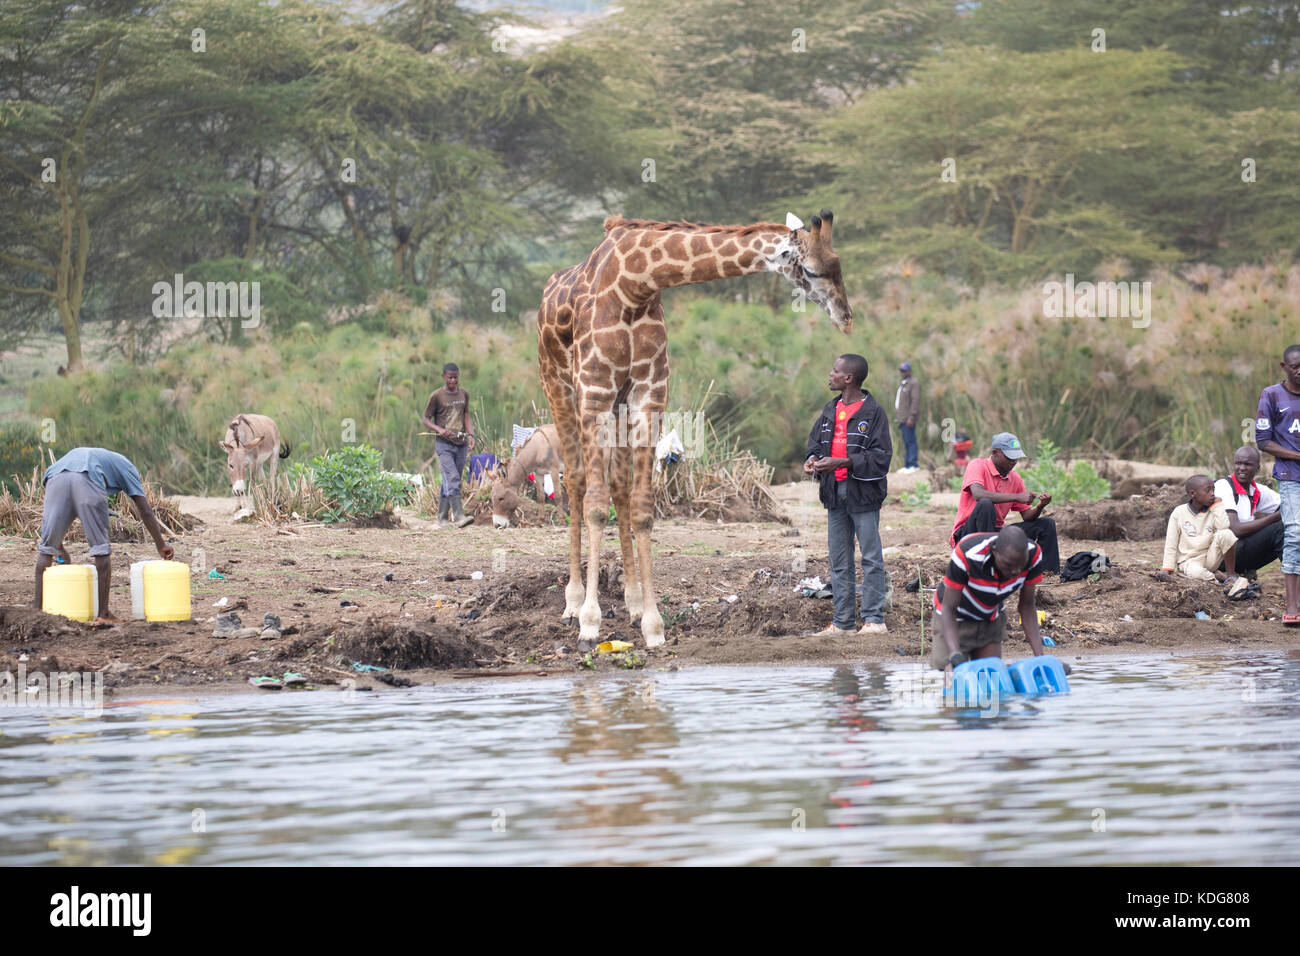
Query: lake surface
2 652 1298 865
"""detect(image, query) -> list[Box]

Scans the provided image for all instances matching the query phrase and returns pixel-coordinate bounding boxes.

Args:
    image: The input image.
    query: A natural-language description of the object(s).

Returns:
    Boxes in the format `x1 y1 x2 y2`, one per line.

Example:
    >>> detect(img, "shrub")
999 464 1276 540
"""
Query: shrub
900 479 932 509
1020 439 1111 503
289 445 413 522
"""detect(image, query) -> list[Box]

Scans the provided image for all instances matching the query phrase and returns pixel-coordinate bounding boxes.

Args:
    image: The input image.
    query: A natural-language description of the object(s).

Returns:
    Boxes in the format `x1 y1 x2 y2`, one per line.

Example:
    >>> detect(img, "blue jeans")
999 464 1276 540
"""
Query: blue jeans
436 439 468 498
899 423 917 468
1280 481 1300 575
828 481 887 628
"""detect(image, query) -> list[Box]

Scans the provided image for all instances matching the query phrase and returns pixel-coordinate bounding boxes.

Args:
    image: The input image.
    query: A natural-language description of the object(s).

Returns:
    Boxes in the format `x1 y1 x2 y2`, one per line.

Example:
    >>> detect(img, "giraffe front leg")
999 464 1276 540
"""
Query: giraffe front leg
578 487 606 646
576 412 610 647
564 581 585 623
631 444 664 648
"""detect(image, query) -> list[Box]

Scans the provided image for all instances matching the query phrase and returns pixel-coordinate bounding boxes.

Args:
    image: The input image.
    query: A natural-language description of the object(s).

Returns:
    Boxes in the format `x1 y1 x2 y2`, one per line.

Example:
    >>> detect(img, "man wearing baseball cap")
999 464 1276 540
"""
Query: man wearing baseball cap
949 432 1060 574
895 362 921 473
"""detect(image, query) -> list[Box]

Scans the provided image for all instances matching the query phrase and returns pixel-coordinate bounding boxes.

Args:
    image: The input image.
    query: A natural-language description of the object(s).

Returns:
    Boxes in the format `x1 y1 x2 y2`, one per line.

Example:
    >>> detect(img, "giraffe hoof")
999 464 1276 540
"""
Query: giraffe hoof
561 616 579 628
576 638 597 653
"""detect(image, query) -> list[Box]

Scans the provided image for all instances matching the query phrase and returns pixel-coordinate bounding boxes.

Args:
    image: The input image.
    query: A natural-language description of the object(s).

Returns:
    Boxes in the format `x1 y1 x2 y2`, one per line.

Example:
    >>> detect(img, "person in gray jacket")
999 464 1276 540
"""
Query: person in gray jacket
895 362 921 472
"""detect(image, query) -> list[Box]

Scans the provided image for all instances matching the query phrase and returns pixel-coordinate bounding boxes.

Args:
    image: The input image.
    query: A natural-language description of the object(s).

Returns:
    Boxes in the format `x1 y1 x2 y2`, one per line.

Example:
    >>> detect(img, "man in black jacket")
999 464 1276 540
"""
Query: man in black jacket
803 353 893 637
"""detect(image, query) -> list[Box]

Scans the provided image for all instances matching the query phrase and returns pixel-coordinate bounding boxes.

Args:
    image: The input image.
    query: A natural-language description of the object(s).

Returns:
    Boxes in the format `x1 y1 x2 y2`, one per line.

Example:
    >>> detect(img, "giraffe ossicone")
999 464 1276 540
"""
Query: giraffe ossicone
537 212 853 648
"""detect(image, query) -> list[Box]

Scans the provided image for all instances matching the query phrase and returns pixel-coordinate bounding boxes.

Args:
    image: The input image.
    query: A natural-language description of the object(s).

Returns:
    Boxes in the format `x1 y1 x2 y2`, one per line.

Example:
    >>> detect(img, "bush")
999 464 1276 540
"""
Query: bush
289 445 413 522
900 479 932 509
0 425 48 495
1020 439 1111 503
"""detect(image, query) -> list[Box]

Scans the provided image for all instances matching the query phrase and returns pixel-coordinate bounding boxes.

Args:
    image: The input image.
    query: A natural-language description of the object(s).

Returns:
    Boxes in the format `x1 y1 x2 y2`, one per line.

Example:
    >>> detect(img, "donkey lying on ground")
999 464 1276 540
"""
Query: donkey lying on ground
221 413 290 495
490 423 565 528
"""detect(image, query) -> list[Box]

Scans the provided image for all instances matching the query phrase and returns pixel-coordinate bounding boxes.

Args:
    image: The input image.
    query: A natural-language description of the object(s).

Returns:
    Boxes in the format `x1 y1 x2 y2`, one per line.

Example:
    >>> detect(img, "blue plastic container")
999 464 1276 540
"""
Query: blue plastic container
944 657 1015 707
1008 655 1070 695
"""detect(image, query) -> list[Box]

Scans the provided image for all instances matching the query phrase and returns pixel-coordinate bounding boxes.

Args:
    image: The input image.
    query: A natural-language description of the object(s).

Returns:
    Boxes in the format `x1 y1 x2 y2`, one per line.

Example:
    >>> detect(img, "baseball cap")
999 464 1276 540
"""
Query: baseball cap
899 362 911 371
991 432 1026 460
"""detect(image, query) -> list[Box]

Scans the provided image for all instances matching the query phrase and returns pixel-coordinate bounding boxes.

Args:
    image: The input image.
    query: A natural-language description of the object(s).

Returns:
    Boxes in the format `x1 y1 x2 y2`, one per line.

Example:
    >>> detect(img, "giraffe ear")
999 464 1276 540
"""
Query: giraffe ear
785 212 804 231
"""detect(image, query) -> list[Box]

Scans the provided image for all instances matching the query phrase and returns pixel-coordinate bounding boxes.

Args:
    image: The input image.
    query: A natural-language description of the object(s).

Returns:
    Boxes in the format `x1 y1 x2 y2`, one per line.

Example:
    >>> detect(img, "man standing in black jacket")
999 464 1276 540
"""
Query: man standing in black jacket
803 353 893 637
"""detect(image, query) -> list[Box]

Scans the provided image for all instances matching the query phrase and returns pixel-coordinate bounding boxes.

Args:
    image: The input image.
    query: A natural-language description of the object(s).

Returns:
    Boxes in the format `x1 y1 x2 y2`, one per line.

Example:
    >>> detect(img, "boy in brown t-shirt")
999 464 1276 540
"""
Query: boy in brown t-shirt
422 363 476 527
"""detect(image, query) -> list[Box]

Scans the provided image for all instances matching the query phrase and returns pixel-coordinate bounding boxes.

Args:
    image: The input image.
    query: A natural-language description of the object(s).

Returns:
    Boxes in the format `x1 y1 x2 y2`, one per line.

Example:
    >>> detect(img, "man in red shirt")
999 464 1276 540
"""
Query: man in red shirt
950 432 1060 574
803 354 893 638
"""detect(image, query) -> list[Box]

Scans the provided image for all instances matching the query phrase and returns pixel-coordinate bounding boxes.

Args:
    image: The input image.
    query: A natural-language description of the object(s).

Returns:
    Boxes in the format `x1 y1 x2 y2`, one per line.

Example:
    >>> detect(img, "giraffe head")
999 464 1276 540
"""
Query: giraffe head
782 209 852 334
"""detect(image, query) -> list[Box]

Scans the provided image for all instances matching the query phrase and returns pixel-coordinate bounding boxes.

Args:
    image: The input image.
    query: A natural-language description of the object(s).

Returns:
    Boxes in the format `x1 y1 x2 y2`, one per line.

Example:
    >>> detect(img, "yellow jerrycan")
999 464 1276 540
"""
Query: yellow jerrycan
141 560 191 622
41 564 98 622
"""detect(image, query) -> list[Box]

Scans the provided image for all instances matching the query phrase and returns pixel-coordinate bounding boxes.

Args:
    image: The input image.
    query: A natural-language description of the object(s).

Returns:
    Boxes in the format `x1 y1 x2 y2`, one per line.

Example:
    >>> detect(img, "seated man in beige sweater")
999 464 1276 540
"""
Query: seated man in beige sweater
1161 475 1247 595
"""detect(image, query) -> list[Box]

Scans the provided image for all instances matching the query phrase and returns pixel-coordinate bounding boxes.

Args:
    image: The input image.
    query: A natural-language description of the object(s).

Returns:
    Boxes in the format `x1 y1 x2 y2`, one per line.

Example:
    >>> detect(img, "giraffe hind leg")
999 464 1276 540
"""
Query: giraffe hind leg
551 395 586 623
576 396 614 645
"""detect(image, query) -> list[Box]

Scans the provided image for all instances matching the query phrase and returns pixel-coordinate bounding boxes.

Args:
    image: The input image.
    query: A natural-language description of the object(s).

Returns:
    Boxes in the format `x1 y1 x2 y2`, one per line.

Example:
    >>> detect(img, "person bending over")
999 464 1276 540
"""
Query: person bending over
34 447 173 623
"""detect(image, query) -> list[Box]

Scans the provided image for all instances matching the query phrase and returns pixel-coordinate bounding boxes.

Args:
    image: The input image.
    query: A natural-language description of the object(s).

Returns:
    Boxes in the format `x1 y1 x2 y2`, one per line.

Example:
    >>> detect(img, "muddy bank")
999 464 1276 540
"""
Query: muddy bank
3 555 1293 698
1054 484 1184 541
2 487 1296 698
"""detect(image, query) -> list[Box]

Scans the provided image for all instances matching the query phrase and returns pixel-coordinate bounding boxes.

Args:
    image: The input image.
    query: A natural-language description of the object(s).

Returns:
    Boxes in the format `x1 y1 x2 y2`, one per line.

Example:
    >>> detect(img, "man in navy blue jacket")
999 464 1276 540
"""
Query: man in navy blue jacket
803 354 893 637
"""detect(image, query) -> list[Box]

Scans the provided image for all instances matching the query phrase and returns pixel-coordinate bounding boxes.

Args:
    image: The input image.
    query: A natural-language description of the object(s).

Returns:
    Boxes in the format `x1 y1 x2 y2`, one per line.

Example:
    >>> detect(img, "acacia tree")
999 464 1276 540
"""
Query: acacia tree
969 0 1300 87
588 0 957 226
819 45 1300 283
2 0 635 361
0 1 167 370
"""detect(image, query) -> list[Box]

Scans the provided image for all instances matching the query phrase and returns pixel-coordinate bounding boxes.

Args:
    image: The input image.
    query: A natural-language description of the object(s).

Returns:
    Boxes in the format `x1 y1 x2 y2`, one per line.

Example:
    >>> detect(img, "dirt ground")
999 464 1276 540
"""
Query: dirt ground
3 475 1296 700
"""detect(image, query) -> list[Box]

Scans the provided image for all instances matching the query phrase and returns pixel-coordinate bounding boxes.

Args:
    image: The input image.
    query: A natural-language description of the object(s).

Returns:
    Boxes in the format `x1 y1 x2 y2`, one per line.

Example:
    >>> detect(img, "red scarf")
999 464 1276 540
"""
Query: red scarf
1229 474 1260 514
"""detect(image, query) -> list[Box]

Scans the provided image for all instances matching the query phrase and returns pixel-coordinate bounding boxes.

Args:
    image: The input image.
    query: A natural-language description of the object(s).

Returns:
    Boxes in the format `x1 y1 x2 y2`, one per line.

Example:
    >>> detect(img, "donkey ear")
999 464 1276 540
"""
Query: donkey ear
245 434 266 449
785 212 804 231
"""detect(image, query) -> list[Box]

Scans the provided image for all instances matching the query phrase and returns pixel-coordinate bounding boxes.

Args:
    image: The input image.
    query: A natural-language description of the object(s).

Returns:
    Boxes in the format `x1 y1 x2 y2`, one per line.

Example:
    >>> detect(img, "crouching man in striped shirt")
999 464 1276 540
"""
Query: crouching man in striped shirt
930 525 1048 678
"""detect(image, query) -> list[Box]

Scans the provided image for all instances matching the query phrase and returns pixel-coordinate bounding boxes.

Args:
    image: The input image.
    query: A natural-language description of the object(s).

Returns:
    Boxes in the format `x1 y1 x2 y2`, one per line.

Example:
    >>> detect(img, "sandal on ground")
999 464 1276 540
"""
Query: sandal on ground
248 675 283 689
1283 614 1300 627
282 672 308 687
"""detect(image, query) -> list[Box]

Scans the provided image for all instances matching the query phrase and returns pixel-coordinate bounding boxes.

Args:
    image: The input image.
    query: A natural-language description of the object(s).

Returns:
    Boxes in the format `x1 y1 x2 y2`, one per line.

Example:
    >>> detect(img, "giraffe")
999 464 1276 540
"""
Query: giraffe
537 209 852 648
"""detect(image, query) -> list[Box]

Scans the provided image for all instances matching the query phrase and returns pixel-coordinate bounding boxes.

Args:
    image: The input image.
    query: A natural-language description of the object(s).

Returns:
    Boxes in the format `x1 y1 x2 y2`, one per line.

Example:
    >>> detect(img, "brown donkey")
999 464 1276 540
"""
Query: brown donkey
490 424 566 528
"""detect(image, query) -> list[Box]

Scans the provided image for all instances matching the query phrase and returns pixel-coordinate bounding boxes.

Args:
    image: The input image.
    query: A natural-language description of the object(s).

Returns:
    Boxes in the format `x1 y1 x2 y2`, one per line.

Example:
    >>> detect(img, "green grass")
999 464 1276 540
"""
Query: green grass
16 260 1299 494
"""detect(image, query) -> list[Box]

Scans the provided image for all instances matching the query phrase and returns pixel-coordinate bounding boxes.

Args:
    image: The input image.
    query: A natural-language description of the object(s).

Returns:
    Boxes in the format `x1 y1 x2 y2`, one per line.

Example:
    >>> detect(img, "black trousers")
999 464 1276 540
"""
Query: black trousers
955 498 1061 574
1219 521 1284 576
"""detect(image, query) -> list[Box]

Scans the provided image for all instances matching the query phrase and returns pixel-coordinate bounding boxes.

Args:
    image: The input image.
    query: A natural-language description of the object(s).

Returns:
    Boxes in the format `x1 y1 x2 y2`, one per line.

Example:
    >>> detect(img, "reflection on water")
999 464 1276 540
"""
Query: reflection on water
0 652 1298 865
552 679 686 835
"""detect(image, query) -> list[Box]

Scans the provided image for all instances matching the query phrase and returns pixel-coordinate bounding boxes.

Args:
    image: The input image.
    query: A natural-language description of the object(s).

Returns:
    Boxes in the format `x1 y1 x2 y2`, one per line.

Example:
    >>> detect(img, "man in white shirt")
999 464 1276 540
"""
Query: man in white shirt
1213 445 1283 576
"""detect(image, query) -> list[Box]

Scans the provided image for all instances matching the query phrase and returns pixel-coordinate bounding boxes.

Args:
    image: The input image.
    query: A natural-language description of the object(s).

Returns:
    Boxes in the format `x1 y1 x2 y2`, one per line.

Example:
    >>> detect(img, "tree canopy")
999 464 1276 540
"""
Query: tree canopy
2 0 1298 367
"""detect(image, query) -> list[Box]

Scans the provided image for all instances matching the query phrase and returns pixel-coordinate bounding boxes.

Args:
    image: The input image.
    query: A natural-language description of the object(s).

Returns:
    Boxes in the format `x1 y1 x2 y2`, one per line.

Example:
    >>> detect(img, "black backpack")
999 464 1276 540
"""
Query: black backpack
1059 551 1112 582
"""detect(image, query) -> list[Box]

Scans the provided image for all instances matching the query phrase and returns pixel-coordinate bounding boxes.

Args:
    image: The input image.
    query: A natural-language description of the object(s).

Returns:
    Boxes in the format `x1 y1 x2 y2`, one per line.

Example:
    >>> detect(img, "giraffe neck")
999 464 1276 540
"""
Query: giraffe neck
607 221 793 303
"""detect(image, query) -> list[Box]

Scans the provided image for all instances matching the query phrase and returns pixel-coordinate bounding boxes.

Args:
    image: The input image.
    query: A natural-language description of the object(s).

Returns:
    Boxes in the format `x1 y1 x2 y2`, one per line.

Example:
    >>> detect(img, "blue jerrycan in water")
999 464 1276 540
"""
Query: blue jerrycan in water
944 657 1015 707
1008 655 1070 695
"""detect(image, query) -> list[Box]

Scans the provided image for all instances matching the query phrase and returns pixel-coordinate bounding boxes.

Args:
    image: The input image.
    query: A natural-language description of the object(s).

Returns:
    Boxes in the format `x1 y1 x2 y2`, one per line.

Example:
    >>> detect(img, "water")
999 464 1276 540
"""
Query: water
2 652 1298 865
